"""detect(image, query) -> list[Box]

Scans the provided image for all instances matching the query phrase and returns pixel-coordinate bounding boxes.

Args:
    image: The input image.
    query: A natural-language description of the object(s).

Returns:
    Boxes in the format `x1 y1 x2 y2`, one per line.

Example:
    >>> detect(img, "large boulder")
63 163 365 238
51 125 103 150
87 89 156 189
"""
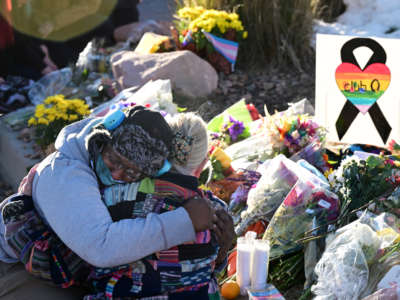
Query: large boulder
111 50 218 98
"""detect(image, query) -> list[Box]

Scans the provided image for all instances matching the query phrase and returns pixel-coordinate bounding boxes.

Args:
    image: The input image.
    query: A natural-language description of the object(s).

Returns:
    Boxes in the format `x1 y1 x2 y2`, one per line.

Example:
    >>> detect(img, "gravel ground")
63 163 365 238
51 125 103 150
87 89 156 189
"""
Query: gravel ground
177 63 316 123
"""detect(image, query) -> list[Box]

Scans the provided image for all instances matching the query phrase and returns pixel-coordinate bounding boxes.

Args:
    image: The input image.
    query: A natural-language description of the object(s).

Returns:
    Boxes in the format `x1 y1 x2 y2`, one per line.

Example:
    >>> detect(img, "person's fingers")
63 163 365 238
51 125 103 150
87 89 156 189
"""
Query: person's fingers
212 223 223 240
216 209 230 221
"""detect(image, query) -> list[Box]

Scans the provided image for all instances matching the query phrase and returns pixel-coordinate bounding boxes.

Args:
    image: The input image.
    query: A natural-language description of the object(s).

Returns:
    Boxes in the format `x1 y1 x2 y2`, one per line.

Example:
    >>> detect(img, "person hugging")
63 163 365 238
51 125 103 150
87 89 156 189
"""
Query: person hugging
86 112 234 300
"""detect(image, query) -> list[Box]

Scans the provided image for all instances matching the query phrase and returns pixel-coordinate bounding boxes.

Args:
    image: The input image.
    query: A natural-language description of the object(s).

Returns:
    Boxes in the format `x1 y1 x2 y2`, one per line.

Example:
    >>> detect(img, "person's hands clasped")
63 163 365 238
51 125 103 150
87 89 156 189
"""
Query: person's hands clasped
183 196 214 232
213 209 235 264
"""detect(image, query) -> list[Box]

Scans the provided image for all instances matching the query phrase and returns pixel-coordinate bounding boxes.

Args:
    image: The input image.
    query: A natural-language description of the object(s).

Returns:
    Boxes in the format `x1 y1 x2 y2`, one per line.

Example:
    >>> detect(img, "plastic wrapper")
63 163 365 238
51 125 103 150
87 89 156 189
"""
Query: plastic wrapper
284 98 315 116
76 40 130 75
235 155 330 236
0 76 34 113
225 132 274 170
1 105 35 128
290 141 329 173
127 79 177 115
263 180 339 260
312 213 400 300
91 79 177 117
28 68 72 106
362 287 400 300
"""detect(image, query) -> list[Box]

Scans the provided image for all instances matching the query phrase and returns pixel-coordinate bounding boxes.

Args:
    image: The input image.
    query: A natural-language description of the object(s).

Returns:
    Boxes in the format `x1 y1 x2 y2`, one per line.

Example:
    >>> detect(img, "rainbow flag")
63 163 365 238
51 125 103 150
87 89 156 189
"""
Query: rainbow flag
202 30 238 71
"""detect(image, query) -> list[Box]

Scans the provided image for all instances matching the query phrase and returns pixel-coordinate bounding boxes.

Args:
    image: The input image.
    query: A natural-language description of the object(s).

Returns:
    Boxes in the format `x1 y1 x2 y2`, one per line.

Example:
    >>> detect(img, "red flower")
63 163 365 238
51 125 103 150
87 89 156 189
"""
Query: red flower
246 103 260 121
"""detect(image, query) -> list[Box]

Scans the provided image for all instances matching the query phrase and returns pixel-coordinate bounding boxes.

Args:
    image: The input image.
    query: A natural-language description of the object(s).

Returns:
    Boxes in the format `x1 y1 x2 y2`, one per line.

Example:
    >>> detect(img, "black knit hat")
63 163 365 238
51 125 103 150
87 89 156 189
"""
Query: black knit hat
123 105 173 150
86 105 173 177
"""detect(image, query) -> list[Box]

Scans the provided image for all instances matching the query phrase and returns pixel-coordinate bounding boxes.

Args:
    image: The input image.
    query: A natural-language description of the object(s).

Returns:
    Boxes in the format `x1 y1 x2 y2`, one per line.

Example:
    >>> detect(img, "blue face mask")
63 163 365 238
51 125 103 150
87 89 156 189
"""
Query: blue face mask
95 154 125 186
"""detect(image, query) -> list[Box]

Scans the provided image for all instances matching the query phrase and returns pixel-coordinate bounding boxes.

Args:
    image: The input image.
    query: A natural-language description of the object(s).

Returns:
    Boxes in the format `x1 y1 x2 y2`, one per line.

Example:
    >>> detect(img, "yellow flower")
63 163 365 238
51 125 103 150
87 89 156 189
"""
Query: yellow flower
28 117 37 126
178 6 205 21
211 147 231 169
69 114 78 121
48 114 55 122
38 117 49 125
324 168 333 179
56 101 68 112
242 31 248 39
34 104 45 118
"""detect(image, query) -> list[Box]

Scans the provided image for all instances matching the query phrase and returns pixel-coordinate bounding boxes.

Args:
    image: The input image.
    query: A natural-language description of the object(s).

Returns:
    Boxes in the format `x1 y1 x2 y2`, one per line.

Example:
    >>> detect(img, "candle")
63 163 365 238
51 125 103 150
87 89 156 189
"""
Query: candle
250 239 270 291
236 237 252 295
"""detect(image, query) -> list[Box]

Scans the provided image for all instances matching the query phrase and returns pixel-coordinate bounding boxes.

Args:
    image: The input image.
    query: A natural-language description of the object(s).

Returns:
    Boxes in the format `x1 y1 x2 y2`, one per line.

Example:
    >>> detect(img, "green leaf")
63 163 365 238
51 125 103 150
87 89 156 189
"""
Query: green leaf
366 156 383 168
177 106 187 112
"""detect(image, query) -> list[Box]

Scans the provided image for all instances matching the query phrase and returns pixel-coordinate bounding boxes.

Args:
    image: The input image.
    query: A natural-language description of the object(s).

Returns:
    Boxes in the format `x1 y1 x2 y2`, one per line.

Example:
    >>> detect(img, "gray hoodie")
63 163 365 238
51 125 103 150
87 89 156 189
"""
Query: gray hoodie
0 117 196 267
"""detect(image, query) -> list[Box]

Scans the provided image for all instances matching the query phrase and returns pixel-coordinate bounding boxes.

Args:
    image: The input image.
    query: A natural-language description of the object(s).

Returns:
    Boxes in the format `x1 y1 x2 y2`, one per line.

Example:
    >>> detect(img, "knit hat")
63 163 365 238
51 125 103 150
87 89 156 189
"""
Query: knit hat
86 105 173 177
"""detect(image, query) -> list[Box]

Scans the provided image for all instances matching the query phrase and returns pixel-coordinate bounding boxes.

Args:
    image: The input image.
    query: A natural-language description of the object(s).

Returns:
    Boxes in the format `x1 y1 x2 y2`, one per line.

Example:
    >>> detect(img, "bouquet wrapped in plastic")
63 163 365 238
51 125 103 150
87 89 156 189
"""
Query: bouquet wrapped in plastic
235 155 329 236
263 179 339 259
312 212 400 300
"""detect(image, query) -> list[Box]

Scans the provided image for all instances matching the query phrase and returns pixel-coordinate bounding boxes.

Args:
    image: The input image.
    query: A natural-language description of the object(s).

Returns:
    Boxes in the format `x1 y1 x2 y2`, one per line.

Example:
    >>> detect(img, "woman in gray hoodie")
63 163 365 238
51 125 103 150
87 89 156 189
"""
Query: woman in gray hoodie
0 105 214 299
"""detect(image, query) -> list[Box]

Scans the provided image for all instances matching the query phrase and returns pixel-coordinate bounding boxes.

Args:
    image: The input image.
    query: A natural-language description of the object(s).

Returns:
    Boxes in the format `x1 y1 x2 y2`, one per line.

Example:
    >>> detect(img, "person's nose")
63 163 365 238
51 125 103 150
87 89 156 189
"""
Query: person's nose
111 169 124 181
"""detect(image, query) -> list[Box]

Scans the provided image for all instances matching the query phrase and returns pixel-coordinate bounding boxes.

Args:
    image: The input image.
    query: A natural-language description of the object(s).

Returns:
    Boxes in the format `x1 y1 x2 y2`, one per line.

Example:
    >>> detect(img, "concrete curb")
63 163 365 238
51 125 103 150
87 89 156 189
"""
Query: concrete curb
0 118 40 191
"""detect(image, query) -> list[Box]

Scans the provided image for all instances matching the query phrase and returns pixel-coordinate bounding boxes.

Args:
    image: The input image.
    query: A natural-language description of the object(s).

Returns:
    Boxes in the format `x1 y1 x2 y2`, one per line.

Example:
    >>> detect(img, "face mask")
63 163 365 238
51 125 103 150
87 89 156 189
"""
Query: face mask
95 154 125 186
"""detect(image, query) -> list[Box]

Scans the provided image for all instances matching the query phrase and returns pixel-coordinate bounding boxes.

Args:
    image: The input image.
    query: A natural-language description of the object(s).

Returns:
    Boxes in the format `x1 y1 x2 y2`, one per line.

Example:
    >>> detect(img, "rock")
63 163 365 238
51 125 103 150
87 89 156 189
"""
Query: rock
111 50 218 98
113 20 168 43
242 93 252 101
263 82 275 91
17 128 32 141
246 83 256 92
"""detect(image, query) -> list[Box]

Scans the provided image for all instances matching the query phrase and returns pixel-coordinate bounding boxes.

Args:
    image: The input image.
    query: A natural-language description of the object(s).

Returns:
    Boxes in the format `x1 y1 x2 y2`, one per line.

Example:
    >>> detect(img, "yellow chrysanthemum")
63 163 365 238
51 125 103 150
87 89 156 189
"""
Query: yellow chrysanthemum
178 6 205 21
38 117 49 125
69 114 78 121
242 31 248 39
34 104 45 118
28 118 37 126
47 114 55 122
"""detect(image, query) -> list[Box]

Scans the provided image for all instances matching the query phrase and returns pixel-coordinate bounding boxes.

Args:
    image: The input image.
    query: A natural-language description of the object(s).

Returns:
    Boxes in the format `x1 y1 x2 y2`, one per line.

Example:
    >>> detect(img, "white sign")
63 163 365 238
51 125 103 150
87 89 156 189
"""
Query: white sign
315 34 400 147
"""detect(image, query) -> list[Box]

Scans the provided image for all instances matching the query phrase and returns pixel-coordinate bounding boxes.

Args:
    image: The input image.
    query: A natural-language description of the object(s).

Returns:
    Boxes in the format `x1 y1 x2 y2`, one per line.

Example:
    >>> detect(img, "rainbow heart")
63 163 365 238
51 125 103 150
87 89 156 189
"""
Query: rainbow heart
335 62 391 114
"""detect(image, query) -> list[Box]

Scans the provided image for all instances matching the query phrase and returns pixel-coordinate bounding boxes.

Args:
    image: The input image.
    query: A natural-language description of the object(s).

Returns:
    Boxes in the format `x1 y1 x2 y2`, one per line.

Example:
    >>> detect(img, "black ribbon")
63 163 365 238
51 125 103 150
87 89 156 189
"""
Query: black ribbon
335 38 391 144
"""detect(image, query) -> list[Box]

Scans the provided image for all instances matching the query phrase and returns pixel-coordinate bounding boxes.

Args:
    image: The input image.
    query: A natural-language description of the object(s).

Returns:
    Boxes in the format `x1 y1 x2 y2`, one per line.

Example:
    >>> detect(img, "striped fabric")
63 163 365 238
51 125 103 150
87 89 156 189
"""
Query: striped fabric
89 178 219 299
202 30 239 71
181 30 194 47
1 194 89 287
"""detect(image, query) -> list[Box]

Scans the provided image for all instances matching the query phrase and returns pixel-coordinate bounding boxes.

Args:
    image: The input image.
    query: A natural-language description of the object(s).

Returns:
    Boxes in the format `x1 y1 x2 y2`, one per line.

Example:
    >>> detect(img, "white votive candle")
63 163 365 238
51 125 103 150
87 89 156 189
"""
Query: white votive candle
236 237 252 295
250 239 270 291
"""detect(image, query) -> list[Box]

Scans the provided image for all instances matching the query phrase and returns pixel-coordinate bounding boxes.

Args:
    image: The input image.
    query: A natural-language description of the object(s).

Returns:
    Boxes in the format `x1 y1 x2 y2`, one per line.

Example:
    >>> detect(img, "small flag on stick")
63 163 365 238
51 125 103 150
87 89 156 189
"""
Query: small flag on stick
182 30 194 47
202 29 239 72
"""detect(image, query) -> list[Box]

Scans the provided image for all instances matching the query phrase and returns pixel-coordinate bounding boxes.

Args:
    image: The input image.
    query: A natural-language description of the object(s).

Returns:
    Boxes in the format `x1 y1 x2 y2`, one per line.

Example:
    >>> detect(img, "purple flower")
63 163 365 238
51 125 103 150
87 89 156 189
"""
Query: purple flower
228 116 245 142
211 132 221 140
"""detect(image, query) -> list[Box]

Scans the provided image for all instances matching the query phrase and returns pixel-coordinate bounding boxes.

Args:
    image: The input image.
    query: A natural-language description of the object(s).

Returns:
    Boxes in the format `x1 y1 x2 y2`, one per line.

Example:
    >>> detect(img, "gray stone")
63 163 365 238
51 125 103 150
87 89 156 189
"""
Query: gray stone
263 82 275 90
111 50 218 98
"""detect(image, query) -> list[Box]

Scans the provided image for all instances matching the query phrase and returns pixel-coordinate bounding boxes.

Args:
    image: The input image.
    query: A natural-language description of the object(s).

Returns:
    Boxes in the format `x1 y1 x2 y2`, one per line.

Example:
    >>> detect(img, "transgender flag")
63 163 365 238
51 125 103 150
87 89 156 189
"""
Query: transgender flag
202 30 239 71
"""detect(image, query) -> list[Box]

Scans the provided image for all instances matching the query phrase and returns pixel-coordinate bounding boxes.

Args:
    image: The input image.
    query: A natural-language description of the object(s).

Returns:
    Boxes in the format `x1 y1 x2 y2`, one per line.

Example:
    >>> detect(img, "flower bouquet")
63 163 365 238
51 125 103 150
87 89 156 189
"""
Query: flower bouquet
173 6 248 74
330 155 400 226
258 113 326 157
262 177 339 260
208 99 257 148
28 95 90 148
312 212 400 300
